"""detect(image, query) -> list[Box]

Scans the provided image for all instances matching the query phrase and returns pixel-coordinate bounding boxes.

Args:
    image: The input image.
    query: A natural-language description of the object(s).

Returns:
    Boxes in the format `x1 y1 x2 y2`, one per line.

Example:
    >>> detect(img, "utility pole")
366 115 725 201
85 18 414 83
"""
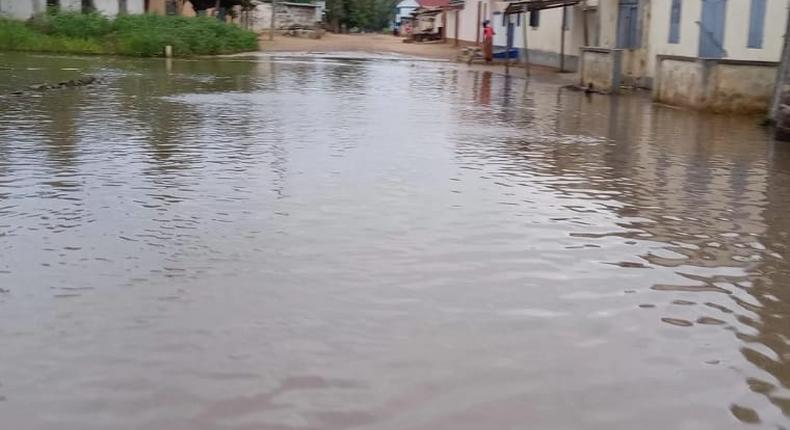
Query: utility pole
770 4 790 121
269 0 277 41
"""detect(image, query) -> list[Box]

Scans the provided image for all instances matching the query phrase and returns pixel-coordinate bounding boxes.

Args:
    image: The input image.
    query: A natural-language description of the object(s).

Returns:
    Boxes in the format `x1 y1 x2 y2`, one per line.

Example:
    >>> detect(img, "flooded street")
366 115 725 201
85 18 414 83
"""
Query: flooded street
1 51 789 429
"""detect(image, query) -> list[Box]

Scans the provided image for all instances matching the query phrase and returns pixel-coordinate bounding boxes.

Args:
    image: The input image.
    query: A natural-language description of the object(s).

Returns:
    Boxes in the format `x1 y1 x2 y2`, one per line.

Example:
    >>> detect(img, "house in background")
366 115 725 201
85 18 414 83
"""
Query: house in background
0 0 144 18
395 0 419 28
580 0 788 113
444 0 594 71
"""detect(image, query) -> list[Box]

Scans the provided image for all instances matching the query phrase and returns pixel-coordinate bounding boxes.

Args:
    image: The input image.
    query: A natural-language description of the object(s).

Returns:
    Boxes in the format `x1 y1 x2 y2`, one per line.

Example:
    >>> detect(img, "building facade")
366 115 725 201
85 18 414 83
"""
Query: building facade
395 0 419 26
582 0 789 112
445 0 594 72
0 0 145 18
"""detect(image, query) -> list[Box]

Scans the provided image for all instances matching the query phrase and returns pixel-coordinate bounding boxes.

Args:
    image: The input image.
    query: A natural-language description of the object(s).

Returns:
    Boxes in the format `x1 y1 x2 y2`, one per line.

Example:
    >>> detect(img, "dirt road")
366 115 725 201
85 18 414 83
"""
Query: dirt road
259 33 463 60
255 33 572 83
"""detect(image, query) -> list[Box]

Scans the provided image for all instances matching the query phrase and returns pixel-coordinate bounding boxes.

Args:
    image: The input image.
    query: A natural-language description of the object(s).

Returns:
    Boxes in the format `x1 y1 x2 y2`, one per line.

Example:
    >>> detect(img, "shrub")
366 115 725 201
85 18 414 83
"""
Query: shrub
0 12 258 57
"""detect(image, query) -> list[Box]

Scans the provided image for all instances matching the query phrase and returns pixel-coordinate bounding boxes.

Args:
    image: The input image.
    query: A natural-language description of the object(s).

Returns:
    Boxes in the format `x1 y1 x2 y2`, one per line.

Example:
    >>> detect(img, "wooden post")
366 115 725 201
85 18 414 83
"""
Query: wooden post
269 0 276 41
476 1 481 44
560 6 567 72
582 6 589 46
455 9 460 47
505 15 513 75
523 12 530 78
442 9 447 43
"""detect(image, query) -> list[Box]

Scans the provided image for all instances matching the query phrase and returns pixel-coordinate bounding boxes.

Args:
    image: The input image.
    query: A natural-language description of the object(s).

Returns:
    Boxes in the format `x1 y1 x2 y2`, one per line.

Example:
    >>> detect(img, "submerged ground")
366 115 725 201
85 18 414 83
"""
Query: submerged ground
0 51 789 429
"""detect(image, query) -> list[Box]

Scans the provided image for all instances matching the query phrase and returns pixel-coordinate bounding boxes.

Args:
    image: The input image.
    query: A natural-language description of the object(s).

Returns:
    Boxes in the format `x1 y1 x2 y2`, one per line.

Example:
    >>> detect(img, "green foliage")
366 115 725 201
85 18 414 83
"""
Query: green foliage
326 0 398 32
0 17 107 54
0 12 257 57
29 11 113 38
112 14 257 56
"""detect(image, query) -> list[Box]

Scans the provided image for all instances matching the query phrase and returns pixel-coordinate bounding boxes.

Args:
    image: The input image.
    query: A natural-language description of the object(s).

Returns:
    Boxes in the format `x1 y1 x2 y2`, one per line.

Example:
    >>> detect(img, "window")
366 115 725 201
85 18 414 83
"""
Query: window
616 0 640 49
668 0 681 43
748 0 766 49
529 10 540 28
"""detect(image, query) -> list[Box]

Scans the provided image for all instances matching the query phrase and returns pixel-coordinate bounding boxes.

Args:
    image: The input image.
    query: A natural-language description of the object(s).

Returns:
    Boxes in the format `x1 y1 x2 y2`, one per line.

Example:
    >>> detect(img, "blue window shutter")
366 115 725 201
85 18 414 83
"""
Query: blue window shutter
748 0 766 48
668 0 681 43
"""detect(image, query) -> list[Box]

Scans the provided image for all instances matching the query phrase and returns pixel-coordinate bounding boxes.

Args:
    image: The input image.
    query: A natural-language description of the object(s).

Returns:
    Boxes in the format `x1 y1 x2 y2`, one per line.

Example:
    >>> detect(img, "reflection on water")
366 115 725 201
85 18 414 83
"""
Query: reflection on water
0 51 789 429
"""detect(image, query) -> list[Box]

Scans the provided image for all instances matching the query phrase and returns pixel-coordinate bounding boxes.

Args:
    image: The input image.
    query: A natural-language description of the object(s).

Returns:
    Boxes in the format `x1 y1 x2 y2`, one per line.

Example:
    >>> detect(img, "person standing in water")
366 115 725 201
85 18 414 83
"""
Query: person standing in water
482 20 495 64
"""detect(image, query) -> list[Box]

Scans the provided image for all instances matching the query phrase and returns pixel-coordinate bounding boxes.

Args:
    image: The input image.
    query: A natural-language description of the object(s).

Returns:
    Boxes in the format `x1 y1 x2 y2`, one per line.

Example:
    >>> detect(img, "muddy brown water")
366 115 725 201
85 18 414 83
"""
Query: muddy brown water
1 51 789 429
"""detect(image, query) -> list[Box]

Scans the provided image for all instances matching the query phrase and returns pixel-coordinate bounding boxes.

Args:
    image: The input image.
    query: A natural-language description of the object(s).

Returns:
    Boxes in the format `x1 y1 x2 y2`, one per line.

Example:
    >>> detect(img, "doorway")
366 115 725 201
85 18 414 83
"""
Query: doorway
698 0 727 58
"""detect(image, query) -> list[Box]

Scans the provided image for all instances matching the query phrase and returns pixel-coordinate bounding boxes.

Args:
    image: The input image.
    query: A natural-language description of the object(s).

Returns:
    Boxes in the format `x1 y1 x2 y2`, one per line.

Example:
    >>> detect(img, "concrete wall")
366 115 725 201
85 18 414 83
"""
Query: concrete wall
654 56 778 113
0 0 45 19
654 57 706 107
579 47 622 92
448 0 491 44
93 0 145 15
249 2 319 32
709 61 778 112
0 0 143 18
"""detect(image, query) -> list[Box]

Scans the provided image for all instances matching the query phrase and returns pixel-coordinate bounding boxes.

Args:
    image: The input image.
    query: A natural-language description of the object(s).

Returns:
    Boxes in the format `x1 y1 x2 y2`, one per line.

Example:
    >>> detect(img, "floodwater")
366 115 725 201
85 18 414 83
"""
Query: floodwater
0 50 789 430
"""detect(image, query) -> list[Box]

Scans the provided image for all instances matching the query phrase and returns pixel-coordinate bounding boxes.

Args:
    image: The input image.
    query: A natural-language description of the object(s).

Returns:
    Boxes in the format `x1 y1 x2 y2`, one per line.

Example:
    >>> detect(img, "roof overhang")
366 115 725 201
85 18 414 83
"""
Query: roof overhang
412 5 446 16
504 0 580 14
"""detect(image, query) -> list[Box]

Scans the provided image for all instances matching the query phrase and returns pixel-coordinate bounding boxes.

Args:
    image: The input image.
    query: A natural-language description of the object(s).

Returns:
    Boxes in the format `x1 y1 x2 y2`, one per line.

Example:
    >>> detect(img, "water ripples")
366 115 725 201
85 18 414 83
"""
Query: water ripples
0 52 789 429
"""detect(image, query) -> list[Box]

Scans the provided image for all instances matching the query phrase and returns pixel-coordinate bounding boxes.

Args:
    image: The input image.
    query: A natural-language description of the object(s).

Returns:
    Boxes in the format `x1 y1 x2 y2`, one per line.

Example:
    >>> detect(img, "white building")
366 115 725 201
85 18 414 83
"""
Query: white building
0 0 145 19
445 0 592 71
580 0 789 112
395 0 419 25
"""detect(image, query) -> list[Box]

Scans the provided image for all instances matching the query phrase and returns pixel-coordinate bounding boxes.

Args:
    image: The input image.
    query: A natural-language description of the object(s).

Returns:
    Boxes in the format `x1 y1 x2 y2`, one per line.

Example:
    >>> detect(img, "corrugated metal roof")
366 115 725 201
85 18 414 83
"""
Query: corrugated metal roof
416 0 450 8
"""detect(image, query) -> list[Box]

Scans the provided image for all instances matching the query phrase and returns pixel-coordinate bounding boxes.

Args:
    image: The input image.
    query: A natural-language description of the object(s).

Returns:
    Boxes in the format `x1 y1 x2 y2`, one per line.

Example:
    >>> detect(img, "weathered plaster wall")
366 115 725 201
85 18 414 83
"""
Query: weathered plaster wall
710 63 777 113
580 48 621 91
654 57 705 107
249 2 319 32
654 56 778 113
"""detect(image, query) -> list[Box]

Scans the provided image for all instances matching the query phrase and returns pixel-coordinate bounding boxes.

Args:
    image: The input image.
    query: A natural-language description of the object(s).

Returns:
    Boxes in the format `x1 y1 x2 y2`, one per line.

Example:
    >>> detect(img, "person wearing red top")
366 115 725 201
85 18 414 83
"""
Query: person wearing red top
482 20 495 64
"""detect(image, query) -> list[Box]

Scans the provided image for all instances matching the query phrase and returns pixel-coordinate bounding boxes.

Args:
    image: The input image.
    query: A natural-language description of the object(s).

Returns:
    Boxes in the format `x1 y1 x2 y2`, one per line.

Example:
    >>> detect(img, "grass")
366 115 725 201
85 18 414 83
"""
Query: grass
0 12 258 57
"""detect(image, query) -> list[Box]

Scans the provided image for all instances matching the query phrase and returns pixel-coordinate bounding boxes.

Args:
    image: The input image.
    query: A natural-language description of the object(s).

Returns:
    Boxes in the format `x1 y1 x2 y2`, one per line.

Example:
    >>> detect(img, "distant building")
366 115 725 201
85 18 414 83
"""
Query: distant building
395 0 419 26
443 0 788 113
444 0 588 70
0 0 145 18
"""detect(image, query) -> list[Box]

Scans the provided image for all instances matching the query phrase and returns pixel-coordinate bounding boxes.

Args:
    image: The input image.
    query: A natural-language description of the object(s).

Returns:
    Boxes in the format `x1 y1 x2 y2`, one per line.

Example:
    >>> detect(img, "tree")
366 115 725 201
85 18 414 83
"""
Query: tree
326 0 396 32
